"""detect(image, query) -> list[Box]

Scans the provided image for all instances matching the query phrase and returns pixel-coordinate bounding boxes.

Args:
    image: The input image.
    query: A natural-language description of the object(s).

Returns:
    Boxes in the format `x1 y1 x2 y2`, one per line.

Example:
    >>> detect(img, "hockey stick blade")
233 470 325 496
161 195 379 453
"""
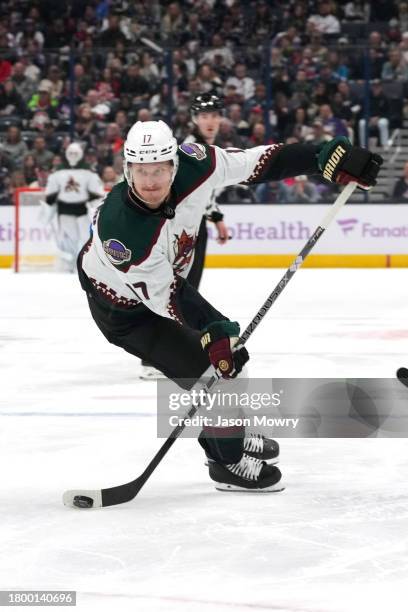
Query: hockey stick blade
63 454 179 508
64 483 154 510
396 367 408 388
63 478 149 508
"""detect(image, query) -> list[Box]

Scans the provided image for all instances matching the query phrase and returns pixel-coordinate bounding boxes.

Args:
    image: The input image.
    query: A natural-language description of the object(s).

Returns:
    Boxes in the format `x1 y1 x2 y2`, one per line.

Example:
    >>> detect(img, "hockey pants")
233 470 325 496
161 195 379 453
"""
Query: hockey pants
56 213 90 272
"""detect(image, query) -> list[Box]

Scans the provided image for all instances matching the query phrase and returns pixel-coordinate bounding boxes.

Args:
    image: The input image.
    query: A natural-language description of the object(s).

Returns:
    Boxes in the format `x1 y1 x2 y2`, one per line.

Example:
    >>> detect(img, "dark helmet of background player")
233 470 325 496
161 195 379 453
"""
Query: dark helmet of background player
190 93 224 144
190 93 224 117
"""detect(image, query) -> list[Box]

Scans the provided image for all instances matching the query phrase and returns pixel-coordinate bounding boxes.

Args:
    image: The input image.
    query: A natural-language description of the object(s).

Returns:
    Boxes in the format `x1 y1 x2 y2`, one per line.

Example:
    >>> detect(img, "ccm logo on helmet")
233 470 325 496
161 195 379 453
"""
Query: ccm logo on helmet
323 145 347 181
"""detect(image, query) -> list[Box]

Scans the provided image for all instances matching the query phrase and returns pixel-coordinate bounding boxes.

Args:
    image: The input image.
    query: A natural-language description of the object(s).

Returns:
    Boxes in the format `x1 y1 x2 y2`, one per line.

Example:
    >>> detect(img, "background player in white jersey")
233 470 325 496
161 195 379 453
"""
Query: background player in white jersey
78 120 382 491
43 143 104 272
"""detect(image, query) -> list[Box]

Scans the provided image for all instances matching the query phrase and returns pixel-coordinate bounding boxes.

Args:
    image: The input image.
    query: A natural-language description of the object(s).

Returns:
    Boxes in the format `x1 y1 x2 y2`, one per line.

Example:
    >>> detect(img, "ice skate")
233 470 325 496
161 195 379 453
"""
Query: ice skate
208 453 284 492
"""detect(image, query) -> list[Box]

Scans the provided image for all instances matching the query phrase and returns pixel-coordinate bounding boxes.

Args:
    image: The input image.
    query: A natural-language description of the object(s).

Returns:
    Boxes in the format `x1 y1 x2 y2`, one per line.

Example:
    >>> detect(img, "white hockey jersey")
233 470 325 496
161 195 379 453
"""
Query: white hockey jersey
46 162 104 206
80 141 318 322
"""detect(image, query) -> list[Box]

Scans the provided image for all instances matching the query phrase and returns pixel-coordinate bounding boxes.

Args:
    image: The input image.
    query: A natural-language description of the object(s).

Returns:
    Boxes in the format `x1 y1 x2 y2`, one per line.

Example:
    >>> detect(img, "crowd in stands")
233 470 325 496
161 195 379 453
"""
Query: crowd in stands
0 0 408 205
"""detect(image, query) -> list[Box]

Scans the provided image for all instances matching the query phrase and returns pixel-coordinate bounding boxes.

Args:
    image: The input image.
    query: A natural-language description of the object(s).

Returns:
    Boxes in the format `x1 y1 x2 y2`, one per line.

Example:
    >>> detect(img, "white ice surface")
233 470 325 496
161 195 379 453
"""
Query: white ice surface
1 268 408 612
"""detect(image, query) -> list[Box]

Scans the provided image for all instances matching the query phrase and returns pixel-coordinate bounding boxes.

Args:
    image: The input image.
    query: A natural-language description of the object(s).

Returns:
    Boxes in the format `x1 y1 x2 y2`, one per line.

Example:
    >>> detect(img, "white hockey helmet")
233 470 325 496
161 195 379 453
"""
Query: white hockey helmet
123 120 179 187
66 142 83 167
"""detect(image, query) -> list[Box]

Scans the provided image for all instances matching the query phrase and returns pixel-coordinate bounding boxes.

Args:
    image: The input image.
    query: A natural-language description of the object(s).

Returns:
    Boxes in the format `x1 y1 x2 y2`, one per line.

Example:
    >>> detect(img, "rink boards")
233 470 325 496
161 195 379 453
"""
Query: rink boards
2 202 408 269
206 204 408 268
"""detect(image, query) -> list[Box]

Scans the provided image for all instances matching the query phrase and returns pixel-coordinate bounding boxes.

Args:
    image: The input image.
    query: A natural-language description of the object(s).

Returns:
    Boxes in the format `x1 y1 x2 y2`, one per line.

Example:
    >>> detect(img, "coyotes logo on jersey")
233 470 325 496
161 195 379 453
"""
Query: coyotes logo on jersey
64 176 81 193
173 230 197 273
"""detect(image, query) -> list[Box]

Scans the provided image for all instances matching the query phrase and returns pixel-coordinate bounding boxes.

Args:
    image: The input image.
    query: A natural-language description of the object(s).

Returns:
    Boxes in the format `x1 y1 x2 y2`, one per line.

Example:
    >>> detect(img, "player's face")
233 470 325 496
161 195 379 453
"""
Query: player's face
130 161 173 208
196 112 222 141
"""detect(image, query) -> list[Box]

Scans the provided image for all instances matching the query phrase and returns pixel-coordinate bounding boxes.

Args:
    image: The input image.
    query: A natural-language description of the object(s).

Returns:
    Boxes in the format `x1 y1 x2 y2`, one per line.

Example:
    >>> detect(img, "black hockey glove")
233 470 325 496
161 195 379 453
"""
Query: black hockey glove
318 136 383 190
201 320 249 378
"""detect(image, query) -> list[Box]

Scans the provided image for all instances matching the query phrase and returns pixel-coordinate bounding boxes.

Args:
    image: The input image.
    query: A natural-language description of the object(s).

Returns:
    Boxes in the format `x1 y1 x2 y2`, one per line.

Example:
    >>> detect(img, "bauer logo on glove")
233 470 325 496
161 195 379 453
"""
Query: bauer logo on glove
318 136 383 190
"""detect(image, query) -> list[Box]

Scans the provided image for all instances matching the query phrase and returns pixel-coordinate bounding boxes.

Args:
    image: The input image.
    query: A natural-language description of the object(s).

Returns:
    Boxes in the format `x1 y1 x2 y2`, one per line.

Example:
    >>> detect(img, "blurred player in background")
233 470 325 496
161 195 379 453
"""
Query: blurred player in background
41 143 104 272
184 93 229 288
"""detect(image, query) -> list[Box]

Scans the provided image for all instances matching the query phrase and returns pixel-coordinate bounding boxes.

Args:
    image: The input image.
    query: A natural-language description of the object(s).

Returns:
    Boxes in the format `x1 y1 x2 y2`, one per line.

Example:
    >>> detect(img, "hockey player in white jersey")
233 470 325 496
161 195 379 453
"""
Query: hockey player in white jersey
78 120 382 491
44 143 104 272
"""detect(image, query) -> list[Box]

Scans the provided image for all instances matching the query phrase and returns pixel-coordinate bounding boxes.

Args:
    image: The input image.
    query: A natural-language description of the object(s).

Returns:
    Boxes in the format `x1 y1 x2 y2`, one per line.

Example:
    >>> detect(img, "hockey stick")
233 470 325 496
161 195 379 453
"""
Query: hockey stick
63 181 357 509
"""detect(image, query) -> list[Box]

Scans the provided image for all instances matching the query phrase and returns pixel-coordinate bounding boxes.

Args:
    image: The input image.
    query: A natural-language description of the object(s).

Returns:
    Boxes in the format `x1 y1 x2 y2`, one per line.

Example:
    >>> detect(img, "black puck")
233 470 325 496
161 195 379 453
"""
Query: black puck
73 495 94 508
397 367 408 388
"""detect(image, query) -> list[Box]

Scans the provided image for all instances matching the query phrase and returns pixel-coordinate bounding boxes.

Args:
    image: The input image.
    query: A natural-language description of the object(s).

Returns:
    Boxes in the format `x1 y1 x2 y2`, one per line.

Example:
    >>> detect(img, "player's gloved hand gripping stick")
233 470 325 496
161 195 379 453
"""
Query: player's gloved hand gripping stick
63 181 357 509
200 321 249 379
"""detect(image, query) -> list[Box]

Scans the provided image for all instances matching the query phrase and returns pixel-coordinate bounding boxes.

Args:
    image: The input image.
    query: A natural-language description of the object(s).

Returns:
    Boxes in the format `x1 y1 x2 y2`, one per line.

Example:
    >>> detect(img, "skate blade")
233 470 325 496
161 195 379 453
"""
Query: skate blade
214 481 285 493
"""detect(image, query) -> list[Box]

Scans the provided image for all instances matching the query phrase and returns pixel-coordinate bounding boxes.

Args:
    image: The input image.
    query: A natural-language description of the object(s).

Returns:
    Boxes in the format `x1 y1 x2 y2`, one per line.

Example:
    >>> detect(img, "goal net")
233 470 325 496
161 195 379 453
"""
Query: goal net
14 188 58 272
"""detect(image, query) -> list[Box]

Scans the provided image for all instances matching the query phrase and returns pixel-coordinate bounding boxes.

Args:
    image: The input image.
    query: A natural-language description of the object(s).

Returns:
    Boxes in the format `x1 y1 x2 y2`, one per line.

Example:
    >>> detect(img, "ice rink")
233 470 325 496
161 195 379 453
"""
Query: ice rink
1 267 408 612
